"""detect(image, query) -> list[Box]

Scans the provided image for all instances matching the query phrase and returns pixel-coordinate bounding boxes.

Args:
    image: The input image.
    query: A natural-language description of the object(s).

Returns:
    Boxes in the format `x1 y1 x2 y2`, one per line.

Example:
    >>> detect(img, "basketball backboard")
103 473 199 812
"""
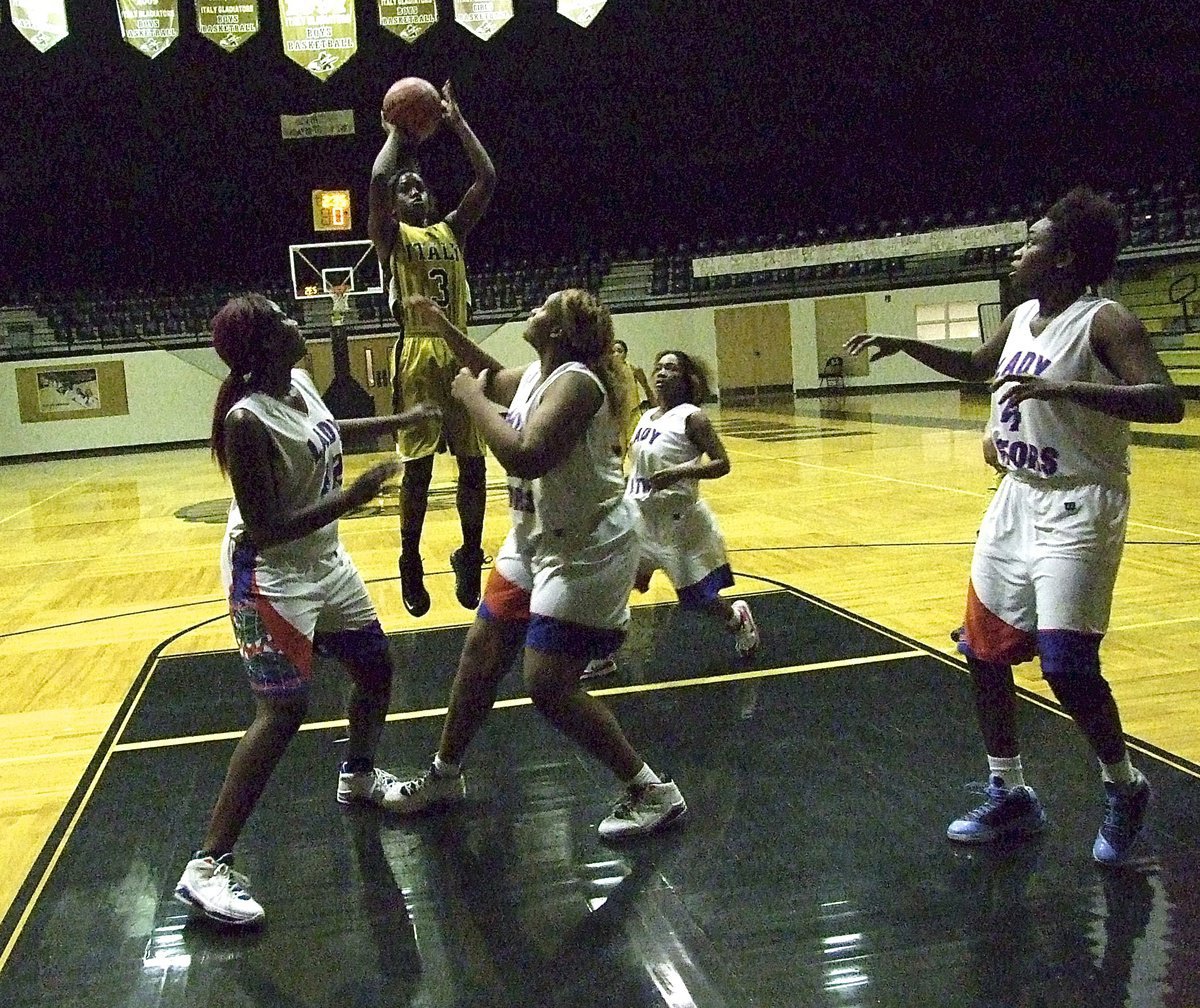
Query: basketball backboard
288 240 384 300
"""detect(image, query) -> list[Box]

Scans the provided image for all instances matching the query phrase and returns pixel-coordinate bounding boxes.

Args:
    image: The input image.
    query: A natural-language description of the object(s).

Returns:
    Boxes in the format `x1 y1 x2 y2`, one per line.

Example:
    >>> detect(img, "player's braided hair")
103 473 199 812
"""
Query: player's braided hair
209 293 280 474
553 288 631 415
1044 187 1123 288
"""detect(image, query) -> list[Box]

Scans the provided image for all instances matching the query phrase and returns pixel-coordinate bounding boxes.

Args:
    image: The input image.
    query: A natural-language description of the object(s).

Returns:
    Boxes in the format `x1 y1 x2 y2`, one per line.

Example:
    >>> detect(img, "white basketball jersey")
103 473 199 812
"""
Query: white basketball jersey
989 296 1129 484
626 404 703 509
504 361 628 555
224 369 343 565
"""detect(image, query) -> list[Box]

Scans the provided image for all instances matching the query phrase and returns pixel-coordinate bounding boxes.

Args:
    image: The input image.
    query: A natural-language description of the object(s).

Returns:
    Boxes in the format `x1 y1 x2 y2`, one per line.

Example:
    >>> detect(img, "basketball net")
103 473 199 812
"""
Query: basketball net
329 282 351 326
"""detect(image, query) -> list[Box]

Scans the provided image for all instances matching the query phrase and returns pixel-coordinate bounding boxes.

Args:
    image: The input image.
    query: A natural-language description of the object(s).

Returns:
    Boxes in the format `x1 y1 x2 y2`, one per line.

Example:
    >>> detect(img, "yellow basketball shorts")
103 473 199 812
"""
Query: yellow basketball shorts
392 335 486 461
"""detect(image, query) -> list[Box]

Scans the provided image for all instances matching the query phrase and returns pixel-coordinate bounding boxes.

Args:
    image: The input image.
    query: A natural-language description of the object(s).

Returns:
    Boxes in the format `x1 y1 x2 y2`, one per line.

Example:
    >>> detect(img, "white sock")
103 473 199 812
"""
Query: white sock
433 754 461 777
628 763 661 788
725 607 742 630
988 755 1026 790
1101 755 1138 788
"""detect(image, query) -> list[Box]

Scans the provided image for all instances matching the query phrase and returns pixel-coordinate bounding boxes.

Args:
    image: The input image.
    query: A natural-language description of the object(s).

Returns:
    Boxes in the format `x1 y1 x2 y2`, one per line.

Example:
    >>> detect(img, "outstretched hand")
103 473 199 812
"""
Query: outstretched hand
844 332 905 361
404 294 446 326
451 366 488 404
647 467 684 491
380 110 420 146
441 80 465 131
346 459 403 507
395 402 441 429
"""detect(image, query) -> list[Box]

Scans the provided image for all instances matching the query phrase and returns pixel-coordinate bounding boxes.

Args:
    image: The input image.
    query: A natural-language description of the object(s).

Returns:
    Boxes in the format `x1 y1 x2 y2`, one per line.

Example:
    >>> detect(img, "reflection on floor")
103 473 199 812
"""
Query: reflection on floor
2 588 1197 1007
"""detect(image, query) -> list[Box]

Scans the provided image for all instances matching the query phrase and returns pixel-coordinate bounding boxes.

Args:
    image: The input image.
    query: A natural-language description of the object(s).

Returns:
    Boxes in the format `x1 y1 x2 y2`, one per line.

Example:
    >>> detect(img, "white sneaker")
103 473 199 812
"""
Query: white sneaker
730 599 759 656
598 779 687 841
174 853 264 926
581 655 618 681
337 766 406 807
381 763 467 814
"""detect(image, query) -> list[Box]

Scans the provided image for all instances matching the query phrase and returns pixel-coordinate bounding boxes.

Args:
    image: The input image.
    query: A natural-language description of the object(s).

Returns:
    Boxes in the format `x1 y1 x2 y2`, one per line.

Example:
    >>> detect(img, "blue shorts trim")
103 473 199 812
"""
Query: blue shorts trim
526 614 626 660
1037 628 1103 677
676 563 734 610
230 539 259 605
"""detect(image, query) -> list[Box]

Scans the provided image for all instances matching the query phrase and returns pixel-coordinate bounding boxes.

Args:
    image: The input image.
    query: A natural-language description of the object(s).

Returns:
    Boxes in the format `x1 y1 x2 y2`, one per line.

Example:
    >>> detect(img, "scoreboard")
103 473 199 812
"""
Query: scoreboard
312 190 352 232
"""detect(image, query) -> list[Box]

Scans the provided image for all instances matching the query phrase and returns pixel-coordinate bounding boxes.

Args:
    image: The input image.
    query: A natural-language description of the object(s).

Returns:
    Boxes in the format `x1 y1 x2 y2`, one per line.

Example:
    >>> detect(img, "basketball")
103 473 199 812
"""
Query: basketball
382 77 443 142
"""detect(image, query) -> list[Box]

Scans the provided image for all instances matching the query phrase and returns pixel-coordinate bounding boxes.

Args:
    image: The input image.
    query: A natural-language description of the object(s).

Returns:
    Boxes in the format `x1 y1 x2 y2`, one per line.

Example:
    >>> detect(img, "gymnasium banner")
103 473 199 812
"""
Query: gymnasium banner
557 1 605 27
9 0 70 52
279 0 357 80
452 0 511 41
115 0 179 58
195 0 259 51
378 0 437 44
280 109 355 139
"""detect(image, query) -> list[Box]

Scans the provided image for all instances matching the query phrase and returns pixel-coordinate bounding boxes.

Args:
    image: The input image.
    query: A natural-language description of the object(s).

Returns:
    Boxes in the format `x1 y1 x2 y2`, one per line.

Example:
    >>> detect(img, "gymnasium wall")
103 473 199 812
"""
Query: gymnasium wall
0 278 1000 458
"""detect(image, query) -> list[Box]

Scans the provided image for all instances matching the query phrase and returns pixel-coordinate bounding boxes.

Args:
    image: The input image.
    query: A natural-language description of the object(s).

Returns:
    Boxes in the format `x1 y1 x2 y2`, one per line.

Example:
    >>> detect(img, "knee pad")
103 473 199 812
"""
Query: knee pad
1038 629 1111 713
317 621 393 682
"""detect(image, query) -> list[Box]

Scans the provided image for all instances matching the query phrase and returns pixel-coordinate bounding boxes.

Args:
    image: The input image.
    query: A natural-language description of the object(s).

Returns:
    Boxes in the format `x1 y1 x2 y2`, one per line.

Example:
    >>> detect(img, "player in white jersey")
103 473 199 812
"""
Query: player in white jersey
584 350 758 680
173 294 437 926
382 289 688 841
846 188 1183 865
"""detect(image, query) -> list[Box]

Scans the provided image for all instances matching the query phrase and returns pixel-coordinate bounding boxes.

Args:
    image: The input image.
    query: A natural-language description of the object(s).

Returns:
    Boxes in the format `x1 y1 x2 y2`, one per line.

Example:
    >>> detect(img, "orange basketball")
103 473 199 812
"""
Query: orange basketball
382 77 443 142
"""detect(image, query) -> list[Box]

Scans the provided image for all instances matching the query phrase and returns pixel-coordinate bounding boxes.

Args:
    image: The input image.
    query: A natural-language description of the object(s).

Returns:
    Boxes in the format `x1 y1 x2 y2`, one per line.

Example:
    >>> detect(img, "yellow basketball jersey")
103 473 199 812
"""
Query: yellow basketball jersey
389 220 468 336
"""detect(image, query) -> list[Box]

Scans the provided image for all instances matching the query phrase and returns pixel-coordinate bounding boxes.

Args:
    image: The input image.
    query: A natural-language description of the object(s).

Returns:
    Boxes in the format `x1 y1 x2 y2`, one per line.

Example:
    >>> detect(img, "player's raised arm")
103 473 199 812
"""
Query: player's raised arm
367 119 419 266
440 82 496 242
404 295 523 406
844 316 1011 383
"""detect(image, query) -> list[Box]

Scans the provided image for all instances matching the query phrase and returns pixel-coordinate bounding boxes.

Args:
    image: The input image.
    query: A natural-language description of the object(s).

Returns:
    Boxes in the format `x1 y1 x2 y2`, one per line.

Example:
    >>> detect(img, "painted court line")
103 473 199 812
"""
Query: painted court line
111 649 925 753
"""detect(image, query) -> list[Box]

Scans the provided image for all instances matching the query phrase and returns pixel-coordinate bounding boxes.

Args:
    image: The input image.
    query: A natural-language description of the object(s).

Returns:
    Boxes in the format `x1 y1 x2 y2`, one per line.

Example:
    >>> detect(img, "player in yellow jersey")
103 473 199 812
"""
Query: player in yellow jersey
368 81 496 617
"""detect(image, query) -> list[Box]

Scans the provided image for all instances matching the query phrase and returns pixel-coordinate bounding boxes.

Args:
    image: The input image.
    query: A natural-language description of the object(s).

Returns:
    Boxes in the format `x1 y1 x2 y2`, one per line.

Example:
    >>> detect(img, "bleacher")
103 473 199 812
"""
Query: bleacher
3 180 1199 368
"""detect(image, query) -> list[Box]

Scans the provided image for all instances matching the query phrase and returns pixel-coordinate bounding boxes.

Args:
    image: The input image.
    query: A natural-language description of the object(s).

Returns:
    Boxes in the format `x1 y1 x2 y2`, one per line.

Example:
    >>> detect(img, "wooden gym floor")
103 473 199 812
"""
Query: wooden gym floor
0 387 1198 1006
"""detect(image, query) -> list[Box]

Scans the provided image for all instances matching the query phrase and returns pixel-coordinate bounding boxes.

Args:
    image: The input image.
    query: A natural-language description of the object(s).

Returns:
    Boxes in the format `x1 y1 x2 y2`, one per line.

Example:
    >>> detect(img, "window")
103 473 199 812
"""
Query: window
915 301 980 341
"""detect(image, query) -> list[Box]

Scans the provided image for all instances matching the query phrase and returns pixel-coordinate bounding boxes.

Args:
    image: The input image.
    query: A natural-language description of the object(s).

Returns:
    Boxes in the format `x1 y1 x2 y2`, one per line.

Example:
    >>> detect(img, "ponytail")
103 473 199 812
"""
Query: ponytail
209 293 277 476
210 372 249 474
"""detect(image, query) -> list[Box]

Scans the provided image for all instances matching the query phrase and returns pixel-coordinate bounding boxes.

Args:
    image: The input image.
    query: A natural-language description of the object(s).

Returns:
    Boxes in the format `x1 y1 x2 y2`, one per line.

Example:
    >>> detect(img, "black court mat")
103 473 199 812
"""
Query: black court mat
2 588 1199 1007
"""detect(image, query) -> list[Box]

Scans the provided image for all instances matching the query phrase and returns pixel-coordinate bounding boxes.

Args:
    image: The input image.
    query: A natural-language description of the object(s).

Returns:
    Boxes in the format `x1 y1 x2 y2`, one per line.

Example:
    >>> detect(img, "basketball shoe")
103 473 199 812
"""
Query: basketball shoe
598 779 687 841
174 853 264 926
398 553 430 617
581 655 618 681
338 765 422 809
947 775 1047 844
1093 774 1151 865
730 600 759 657
380 760 467 815
449 546 486 610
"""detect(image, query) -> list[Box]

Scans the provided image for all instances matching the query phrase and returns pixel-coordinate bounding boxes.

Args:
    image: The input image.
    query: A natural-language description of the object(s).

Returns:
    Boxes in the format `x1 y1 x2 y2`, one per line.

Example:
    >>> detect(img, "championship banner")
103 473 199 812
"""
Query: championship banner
195 0 259 51
378 0 437 44
279 0 357 80
280 109 355 139
557 1 605 27
115 0 179 58
692 222 1031 277
452 0 511 41
9 0 70 52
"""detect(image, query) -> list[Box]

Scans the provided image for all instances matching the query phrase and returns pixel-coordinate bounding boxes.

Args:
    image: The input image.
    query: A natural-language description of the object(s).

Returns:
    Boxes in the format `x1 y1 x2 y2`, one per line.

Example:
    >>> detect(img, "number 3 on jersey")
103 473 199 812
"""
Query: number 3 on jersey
428 267 451 308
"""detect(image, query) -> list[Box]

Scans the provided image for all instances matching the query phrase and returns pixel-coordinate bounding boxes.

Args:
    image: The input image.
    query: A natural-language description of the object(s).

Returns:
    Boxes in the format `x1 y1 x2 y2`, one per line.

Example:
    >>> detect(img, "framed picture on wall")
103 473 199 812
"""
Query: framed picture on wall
15 361 130 423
